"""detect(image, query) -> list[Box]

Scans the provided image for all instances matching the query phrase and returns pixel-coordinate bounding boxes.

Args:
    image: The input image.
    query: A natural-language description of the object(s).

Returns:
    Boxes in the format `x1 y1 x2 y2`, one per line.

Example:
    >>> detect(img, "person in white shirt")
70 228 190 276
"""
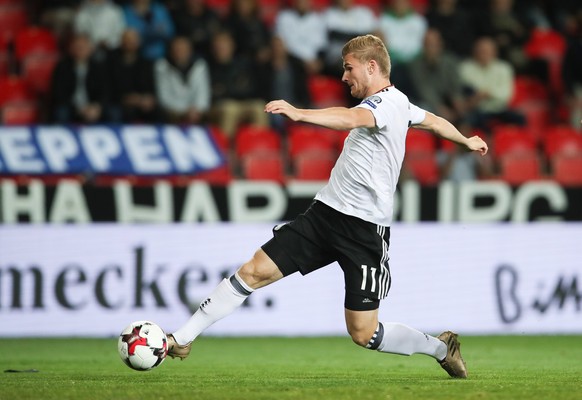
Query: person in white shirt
460 36 525 130
74 0 126 52
274 0 327 75
322 0 379 76
166 34 488 379
154 36 211 124
378 0 427 65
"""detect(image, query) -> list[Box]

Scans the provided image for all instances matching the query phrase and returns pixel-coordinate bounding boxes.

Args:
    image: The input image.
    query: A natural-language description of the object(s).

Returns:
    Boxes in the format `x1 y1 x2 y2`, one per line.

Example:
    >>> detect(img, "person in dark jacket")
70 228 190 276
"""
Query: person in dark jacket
50 33 110 124
208 30 268 137
172 0 222 59
108 29 159 123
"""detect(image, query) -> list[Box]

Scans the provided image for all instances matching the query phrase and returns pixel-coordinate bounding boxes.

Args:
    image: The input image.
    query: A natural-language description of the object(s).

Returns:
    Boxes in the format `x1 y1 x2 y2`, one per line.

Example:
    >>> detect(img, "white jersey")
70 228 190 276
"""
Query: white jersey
315 86 427 226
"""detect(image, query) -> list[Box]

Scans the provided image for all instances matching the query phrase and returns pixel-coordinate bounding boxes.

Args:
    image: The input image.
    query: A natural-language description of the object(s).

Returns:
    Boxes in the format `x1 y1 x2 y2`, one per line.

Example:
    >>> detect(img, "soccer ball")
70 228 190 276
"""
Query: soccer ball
118 320 168 371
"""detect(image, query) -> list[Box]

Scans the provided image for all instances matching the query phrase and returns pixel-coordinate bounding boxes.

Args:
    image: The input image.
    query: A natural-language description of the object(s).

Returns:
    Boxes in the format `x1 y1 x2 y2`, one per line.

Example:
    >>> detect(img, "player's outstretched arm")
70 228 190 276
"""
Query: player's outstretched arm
265 99 375 131
413 111 488 156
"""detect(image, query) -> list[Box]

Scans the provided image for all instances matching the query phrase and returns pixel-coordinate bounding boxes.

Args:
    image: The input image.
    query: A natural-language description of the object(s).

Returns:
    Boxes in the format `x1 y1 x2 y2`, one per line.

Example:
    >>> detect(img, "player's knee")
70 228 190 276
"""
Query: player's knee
238 250 274 288
350 330 373 347
348 326 376 348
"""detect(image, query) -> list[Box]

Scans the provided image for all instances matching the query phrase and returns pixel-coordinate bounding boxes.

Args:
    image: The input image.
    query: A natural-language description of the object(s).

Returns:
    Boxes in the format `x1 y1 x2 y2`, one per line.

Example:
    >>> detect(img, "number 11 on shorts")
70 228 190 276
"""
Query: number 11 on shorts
360 265 377 292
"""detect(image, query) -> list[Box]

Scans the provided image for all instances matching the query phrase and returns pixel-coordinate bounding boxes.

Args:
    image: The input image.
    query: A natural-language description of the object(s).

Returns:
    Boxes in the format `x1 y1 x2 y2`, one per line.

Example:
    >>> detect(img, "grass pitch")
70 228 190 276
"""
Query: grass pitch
1 336 581 400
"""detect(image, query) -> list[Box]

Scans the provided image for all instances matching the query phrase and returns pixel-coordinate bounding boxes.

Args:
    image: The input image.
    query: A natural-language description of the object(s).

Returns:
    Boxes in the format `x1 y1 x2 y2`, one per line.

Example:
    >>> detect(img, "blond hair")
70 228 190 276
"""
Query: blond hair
342 34 391 78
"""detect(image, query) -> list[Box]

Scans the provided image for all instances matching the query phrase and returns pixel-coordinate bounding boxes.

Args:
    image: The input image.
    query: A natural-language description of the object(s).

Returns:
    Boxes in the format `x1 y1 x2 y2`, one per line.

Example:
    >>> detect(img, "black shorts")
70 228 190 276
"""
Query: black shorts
261 201 391 311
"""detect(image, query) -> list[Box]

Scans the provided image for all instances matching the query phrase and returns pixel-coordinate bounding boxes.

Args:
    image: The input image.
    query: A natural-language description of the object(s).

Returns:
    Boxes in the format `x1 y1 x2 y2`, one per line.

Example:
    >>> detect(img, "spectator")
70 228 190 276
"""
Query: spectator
172 0 222 59
225 0 272 64
39 0 78 44
50 34 110 124
74 0 126 57
426 0 476 57
154 36 211 124
523 0 582 34
378 0 427 65
322 0 379 76
108 29 159 123
459 36 525 131
474 0 530 73
562 10 582 129
437 142 493 182
407 29 465 124
208 30 269 138
124 0 175 61
258 36 311 133
274 0 327 75
522 0 557 31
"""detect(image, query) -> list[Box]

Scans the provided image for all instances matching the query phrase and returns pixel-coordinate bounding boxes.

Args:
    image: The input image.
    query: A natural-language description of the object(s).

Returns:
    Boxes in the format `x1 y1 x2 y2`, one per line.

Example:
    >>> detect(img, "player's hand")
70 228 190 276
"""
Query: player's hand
466 135 488 156
264 100 301 121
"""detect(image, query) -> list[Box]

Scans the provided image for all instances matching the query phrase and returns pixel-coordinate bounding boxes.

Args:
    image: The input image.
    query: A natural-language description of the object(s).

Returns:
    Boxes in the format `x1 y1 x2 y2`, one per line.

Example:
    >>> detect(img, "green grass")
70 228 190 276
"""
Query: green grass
1 336 581 400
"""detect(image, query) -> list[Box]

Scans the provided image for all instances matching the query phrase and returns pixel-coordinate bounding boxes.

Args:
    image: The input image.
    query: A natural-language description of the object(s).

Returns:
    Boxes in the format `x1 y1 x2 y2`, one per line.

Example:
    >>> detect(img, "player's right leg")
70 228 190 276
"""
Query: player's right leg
334 216 467 378
167 249 283 359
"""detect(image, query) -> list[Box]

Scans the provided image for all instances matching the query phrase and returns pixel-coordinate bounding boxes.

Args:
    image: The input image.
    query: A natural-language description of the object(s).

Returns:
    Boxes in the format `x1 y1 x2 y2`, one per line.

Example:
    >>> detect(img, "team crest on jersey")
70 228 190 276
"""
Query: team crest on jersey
363 95 382 109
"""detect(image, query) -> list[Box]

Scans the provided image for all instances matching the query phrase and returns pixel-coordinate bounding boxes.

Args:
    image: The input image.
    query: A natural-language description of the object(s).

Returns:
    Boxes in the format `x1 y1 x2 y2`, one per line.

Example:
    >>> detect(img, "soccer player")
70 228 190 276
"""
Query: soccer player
167 34 487 378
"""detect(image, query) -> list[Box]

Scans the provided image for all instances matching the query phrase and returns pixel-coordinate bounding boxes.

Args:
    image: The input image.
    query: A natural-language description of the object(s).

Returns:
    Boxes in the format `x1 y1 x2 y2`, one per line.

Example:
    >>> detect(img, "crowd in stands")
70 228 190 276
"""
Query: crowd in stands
0 0 581 185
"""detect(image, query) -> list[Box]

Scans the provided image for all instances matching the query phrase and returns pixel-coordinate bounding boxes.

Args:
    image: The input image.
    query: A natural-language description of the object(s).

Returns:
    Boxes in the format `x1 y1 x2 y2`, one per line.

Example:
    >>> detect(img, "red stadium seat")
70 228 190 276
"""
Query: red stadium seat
206 0 230 17
0 52 9 77
0 0 26 7
404 153 439 185
524 29 566 95
517 102 550 142
410 0 429 14
14 27 58 61
525 29 566 61
293 152 336 181
510 76 549 108
259 0 281 27
242 152 286 182
492 125 537 159
498 153 542 185
552 155 582 186
0 7 27 40
406 128 436 154
207 125 230 152
235 125 282 158
308 75 348 108
310 0 331 11
0 34 10 52
353 0 382 14
544 126 582 159
0 76 34 107
288 124 337 158
22 53 59 94
1 101 38 124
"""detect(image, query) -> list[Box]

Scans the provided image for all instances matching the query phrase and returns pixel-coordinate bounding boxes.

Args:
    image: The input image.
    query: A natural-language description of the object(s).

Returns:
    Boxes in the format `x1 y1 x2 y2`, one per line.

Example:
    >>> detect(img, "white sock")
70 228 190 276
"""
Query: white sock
376 322 447 360
172 275 253 345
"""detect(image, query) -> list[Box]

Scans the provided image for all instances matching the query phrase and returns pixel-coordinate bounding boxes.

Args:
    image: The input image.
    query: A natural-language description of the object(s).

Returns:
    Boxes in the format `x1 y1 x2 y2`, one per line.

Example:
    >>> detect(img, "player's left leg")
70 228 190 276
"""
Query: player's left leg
344 309 467 378
168 249 283 358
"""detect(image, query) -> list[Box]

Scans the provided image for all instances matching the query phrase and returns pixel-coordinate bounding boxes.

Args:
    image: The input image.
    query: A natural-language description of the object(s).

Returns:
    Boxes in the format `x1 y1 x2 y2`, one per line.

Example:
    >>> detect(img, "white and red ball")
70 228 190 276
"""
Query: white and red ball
118 321 168 371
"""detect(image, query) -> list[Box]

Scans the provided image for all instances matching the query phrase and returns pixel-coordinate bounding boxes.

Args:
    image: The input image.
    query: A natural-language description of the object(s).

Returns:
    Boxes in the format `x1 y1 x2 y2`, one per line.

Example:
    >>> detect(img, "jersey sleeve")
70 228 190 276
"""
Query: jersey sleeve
356 96 427 129
409 102 426 125
356 95 390 128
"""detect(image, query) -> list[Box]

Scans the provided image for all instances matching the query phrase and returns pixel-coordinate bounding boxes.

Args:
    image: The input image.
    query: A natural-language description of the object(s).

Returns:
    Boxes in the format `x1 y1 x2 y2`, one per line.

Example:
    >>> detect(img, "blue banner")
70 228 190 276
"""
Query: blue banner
0 125 225 175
